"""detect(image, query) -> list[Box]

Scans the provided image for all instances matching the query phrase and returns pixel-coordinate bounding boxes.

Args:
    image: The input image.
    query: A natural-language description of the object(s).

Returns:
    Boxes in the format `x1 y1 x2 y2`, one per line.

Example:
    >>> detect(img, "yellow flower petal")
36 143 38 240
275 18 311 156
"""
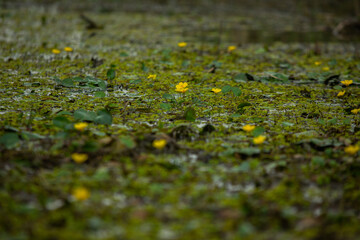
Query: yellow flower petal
212 88 221 93
64 47 73 52
314 61 322 66
71 153 88 163
52 49 61 54
344 145 359 155
341 80 353 87
351 108 360 114
337 90 345 97
153 139 167 150
147 74 156 80
243 125 256 132
322 66 330 71
175 82 189 93
227 45 237 52
253 135 266 144
74 122 88 131
178 42 187 47
72 187 90 201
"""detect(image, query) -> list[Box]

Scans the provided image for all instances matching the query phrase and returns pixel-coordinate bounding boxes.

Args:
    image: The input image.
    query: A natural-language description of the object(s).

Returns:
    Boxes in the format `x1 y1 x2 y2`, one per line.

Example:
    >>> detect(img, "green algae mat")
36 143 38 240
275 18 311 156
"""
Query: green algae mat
1 8 360 240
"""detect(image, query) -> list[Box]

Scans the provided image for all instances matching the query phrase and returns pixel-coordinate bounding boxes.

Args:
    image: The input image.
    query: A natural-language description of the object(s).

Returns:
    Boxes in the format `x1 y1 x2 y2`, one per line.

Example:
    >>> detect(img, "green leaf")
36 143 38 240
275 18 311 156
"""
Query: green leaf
160 103 172 111
221 85 232 93
235 161 250 172
21 131 44 140
184 107 196 122
92 167 110 181
318 119 326 125
251 117 264 123
97 80 107 90
231 86 242 96
130 79 142 84
119 136 136 149
94 91 106 98
0 133 20 149
327 118 337 124
107 68 115 80
252 126 265 137
95 109 112 125
237 102 251 110
162 93 174 100
73 76 84 82
234 73 248 82
238 147 261 156
56 111 72 116
60 78 74 87
82 140 99 152
282 122 294 127
312 156 325 167
74 109 96 122
182 60 190 67
343 118 351 125
120 52 129 57
141 62 148 72
53 116 72 129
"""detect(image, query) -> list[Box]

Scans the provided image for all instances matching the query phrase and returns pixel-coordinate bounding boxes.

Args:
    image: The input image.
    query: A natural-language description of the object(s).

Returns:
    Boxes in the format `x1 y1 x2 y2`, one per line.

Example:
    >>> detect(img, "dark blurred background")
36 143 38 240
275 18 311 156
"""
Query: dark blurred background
2 0 359 17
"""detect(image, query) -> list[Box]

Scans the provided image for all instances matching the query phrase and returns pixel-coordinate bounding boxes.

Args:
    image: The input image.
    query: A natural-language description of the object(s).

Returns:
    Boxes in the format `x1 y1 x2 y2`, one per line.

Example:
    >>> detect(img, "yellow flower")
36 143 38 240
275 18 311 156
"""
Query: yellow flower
227 45 237 52
71 153 88 163
253 135 266 144
314 61 322 66
351 108 360 114
212 88 221 93
153 139 167 150
74 122 88 131
147 74 156 80
344 145 359 155
72 187 90 201
64 47 73 52
337 90 345 97
178 42 187 47
322 66 330 71
52 49 61 54
243 125 256 132
341 80 353 87
175 82 189 93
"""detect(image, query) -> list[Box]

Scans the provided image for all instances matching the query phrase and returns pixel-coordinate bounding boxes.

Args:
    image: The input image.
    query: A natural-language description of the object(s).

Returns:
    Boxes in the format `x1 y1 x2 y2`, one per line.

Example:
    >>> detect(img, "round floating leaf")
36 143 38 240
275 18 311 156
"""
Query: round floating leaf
53 116 72 129
107 68 115 80
0 132 20 149
74 109 96 122
94 91 106 98
60 78 74 87
238 147 261 156
231 87 242 96
282 122 294 127
221 85 232 93
162 93 174 100
119 136 136 149
21 131 44 140
130 79 142 84
238 102 251 110
160 103 172 111
56 111 72 116
95 109 112 125
252 126 265 137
